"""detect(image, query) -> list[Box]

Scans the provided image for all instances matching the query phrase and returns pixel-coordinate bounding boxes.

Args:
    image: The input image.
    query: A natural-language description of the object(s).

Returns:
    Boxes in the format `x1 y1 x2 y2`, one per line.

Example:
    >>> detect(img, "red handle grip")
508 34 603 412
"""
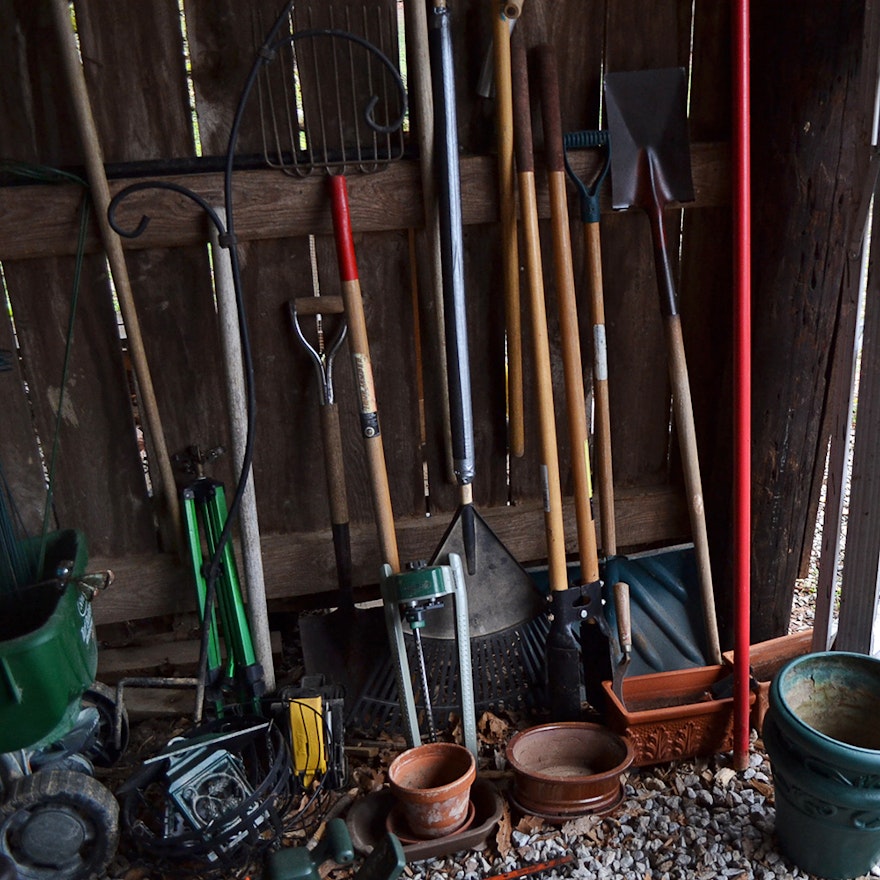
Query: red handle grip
327 175 359 283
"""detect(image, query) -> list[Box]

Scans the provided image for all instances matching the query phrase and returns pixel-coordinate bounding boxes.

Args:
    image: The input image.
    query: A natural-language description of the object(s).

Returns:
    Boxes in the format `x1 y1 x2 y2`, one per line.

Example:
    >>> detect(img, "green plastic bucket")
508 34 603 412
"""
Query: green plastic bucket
764 651 880 879
0 530 96 752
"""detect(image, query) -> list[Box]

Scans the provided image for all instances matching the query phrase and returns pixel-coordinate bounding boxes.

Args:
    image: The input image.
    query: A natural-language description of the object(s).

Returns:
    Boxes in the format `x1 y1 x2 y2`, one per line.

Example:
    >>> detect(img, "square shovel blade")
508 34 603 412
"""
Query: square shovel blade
605 68 694 211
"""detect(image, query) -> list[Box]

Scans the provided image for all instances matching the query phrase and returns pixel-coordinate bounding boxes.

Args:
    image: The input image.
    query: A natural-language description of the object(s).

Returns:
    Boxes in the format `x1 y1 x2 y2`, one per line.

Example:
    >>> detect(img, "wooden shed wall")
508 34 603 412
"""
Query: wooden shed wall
0 1 875 647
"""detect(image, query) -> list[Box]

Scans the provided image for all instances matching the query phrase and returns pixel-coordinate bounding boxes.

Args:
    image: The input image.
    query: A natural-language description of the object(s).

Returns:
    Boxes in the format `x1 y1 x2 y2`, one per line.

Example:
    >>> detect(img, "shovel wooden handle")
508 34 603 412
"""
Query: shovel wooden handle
535 44 600 585
511 41 568 594
646 199 720 664
328 175 400 574
493 2 524 459
664 313 721 663
583 221 616 557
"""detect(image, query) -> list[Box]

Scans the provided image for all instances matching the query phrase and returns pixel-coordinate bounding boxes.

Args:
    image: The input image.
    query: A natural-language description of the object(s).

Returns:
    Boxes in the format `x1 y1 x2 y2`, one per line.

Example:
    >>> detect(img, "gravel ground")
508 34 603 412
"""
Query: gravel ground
395 589 873 880
400 739 879 880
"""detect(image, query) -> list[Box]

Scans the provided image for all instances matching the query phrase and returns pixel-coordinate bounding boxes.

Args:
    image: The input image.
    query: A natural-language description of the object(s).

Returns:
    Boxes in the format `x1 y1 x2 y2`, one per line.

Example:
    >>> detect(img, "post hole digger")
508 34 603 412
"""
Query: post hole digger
532 43 620 720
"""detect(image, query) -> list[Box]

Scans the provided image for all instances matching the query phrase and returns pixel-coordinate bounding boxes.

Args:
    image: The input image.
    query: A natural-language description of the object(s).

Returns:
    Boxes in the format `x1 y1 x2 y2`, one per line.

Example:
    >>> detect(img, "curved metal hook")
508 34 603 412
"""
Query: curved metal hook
107 180 229 243
267 28 408 136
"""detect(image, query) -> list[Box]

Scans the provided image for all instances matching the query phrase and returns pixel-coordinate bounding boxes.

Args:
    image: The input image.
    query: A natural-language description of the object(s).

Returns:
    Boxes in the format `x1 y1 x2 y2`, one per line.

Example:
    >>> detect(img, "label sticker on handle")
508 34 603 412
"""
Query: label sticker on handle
593 325 608 381
353 353 380 438
540 464 551 512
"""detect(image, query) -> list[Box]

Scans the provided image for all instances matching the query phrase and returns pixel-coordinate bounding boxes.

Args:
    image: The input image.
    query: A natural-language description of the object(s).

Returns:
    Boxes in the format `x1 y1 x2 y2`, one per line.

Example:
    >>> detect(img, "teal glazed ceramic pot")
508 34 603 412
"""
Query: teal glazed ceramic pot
764 651 880 879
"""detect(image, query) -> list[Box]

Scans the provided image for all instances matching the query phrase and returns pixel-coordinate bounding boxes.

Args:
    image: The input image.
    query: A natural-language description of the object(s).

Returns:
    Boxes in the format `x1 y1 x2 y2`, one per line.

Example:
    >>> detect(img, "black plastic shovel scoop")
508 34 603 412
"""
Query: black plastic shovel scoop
604 68 721 665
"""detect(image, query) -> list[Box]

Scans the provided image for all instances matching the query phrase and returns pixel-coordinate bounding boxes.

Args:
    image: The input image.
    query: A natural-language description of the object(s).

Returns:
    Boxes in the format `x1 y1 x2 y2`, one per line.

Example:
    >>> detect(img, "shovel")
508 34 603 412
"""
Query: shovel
604 67 721 664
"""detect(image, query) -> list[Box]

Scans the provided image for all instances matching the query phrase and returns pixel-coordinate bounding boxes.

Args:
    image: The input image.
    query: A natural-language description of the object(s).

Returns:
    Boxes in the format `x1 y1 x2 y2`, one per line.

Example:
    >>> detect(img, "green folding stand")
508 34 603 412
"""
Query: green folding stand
179 446 264 713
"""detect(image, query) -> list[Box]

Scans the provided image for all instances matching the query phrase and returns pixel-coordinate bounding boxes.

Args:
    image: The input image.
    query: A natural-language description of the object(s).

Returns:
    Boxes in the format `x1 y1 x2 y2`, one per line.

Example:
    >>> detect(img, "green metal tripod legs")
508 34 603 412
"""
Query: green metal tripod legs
183 478 264 713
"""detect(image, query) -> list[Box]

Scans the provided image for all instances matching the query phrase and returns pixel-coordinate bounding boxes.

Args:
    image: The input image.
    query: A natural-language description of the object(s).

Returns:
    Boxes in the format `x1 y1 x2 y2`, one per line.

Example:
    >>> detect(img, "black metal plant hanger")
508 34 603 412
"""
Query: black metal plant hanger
107 2 407 718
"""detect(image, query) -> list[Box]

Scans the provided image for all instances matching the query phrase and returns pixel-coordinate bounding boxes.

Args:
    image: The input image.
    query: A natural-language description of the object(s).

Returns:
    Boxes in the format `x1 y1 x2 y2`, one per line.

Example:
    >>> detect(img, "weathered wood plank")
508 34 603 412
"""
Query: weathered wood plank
0 146 730 260
598 1 690 493
0 310 45 538
90 484 689 625
836 179 880 652
97 630 282 682
750 1 875 641
3 255 158 556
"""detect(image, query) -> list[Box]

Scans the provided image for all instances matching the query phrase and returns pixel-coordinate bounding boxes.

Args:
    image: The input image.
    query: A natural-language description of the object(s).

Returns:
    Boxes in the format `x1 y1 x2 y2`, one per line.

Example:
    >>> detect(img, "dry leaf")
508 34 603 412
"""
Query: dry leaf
750 779 774 799
515 814 547 834
352 764 386 794
714 767 738 787
560 814 602 841
495 799 513 858
478 711 511 745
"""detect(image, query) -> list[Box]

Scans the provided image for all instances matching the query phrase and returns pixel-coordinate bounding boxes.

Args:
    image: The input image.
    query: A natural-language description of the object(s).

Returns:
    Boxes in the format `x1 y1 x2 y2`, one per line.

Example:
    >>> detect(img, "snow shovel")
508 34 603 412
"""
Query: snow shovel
604 67 721 664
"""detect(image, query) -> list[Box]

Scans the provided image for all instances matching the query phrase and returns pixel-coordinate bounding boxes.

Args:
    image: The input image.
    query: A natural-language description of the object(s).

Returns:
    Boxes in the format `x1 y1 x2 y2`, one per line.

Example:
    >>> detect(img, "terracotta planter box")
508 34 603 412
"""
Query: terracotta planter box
601 665 745 767
721 628 814 734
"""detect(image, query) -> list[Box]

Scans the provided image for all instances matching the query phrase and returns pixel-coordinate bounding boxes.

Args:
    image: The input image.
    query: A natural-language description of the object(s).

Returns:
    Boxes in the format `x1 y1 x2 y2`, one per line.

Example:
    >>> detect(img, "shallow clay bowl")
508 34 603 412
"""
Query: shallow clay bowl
505 722 634 816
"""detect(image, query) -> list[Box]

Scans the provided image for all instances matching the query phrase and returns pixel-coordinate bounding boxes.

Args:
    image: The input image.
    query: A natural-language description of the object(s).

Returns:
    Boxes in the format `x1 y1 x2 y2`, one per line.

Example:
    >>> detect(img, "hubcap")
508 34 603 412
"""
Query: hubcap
19 808 86 865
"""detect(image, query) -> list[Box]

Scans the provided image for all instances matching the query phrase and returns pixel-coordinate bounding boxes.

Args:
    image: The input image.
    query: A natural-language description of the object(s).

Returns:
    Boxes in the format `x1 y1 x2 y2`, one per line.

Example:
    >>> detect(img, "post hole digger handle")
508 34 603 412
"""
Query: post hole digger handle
511 40 568 596
328 174 400 574
535 43 616 721
535 44 600 587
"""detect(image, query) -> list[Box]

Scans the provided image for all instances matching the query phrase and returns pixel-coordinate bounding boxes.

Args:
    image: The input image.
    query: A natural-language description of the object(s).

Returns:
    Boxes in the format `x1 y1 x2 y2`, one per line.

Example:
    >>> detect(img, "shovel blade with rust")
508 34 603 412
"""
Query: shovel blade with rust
604 67 721 665
605 68 694 213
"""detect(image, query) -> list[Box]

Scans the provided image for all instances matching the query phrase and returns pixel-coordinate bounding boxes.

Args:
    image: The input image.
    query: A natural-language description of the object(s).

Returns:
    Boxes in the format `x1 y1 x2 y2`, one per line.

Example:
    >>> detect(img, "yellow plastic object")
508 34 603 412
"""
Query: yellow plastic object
288 697 326 786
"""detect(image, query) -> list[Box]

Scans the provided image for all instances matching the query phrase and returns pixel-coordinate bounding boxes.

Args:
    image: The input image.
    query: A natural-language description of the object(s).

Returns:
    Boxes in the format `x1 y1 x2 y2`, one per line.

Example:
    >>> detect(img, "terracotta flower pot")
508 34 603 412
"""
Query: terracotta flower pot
505 722 633 819
387 743 476 839
601 665 748 766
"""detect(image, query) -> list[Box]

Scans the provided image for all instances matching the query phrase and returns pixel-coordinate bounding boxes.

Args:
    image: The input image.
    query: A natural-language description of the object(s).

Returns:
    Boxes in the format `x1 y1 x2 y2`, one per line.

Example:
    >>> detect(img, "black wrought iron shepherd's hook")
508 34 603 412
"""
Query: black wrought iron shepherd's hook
105 13 408 722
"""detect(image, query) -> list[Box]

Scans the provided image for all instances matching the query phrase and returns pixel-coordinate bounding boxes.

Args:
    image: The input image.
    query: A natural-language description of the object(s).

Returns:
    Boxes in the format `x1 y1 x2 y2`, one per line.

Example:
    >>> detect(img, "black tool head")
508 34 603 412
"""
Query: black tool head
605 67 695 211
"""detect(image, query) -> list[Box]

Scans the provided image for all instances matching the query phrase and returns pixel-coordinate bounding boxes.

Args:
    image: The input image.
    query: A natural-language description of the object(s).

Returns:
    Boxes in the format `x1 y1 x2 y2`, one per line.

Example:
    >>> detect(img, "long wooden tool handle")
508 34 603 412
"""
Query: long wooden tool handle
613 581 632 655
328 175 401 574
319 403 350 541
647 199 721 664
583 221 616 557
664 314 721 663
403 0 455 484
320 401 353 598
536 44 600 585
493 1 524 459
51 0 181 549
511 42 568 594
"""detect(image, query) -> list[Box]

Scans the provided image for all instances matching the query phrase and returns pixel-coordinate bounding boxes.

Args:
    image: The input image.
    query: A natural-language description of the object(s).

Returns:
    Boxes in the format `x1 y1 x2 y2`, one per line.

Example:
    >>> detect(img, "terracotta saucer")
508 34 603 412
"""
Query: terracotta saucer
384 798 476 844
348 778 503 861
509 780 626 824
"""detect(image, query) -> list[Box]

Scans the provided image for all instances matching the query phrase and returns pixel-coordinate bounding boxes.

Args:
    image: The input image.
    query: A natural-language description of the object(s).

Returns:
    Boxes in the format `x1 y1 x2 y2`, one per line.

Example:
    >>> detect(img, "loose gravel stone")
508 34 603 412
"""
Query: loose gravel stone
400 732 877 880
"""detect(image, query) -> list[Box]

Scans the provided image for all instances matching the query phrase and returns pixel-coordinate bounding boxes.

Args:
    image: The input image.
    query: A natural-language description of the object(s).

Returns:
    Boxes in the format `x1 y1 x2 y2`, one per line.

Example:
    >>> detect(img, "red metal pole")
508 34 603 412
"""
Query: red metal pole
733 0 752 771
